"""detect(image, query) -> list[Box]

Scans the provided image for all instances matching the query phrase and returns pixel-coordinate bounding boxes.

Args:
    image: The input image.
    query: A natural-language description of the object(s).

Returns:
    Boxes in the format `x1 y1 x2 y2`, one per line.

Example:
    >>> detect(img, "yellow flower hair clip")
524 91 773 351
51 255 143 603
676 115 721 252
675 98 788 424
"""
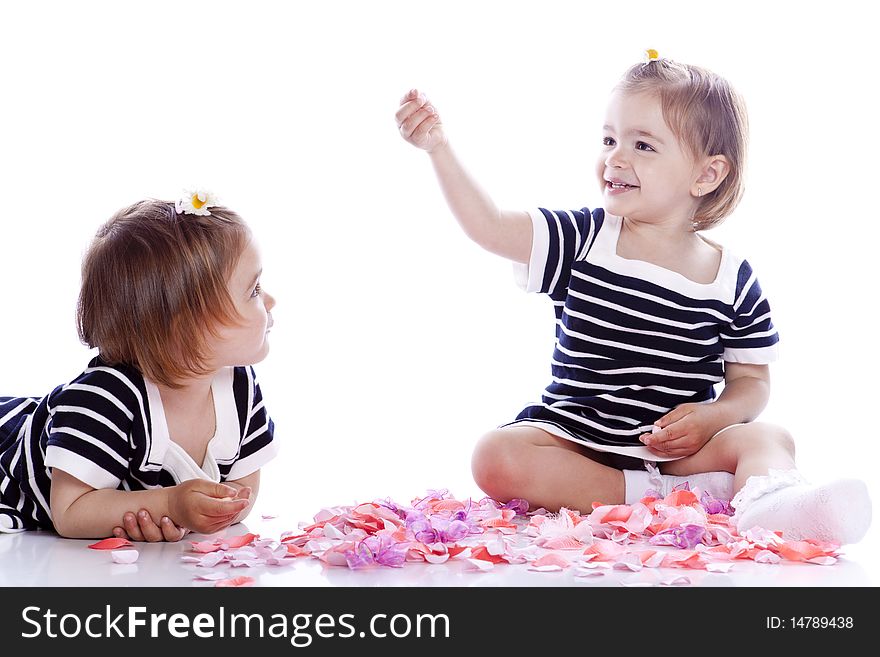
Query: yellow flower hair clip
645 49 660 63
175 188 219 216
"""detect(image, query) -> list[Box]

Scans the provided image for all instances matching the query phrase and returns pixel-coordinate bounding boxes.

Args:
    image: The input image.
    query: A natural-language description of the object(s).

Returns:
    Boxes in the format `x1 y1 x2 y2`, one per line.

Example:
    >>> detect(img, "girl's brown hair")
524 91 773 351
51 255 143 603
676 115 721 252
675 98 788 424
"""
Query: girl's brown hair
617 58 749 230
77 200 250 387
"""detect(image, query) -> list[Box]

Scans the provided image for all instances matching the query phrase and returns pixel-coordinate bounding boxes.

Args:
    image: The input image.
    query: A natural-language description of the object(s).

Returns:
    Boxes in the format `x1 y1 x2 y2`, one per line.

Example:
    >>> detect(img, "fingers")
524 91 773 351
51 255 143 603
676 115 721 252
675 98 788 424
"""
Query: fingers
395 89 434 127
654 404 693 429
120 512 145 541
115 511 188 542
396 88 427 118
137 510 165 542
640 424 676 447
159 515 187 542
197 494 250 519
186 479 239 500
398 104 438 141
398 88 420 106
407 111 441 143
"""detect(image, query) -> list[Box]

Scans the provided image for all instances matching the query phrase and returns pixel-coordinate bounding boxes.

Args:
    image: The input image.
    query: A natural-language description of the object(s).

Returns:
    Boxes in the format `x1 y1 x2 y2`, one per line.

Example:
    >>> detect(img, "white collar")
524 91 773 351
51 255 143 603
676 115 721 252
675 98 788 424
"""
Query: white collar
143 368 240 483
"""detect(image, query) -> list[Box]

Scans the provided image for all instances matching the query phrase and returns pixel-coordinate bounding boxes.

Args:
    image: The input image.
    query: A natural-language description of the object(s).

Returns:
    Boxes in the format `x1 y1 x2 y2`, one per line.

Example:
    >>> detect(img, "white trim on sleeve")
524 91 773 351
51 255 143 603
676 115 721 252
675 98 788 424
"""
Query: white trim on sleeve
723 343 779 364
512 209 549 293
225 440 280 482
45 445 123 490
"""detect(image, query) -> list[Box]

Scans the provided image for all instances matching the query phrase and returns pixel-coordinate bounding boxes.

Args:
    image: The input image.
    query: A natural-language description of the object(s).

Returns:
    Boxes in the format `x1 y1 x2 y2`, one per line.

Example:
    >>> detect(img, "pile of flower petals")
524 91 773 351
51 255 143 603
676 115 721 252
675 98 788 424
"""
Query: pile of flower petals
181 532 295 580
280 488 842 572
179 487 843 584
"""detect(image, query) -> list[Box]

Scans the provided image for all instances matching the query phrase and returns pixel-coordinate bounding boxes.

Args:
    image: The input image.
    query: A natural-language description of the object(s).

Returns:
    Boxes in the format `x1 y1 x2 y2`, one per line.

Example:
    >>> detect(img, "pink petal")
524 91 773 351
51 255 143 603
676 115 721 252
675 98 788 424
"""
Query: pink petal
613 554 643 571
532 553 571 569
195 571 229 581
706 562 735 573
529 564 564 572
424 552 451 564
540 536 588 550
191 540 222 553
753 550 782 564
659 576 692 586
807 556 838 566
220 533 258 549
215 576 255 587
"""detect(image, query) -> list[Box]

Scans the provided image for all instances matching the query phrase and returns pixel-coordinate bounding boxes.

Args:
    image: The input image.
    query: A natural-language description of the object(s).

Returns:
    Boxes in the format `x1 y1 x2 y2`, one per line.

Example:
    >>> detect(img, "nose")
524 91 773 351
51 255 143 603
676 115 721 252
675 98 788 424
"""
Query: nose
604 142 628 169
263 289 276 311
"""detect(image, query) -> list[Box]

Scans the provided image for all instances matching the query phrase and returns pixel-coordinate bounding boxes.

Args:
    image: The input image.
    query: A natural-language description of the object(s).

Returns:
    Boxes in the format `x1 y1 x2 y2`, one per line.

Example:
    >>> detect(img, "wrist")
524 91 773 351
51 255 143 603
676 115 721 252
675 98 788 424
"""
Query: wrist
426 137 451 157
163 486 179 521
707 400 749 432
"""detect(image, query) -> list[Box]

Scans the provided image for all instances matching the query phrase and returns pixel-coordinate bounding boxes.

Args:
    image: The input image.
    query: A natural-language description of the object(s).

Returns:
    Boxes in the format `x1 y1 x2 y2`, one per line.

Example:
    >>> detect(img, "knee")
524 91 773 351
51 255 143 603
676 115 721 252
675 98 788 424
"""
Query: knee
768 424 796 458
749 423 796 458
471 431 525 502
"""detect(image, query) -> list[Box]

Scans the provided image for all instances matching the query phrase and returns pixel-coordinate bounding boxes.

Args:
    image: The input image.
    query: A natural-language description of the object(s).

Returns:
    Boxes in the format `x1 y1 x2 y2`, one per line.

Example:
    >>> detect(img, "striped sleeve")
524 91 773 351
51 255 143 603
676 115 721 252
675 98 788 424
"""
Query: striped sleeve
224 366 278 481
721 261 780 364
513 207 602 299
43 370 136 490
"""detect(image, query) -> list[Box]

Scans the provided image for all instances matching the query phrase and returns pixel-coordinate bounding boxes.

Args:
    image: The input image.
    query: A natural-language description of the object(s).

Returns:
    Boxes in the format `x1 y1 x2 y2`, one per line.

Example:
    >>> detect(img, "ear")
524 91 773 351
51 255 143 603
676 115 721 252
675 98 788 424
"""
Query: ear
692 155 730 198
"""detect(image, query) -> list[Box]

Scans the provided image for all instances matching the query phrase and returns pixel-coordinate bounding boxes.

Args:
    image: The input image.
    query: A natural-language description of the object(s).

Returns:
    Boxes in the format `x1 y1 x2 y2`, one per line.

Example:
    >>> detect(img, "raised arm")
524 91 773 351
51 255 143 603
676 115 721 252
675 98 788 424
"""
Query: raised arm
396 89 532 264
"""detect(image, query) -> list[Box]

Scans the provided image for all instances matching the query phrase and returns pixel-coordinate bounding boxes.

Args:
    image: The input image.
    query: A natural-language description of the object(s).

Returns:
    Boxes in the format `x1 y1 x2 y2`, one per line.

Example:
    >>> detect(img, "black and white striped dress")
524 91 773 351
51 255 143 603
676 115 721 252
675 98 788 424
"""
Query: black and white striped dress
0 357 277 532
507 208 779 461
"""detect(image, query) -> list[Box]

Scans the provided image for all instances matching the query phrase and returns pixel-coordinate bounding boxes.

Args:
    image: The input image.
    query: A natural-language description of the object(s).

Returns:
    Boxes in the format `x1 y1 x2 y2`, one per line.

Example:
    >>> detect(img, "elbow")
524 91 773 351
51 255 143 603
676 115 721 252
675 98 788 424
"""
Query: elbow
51 515 76 538
50 507 90 539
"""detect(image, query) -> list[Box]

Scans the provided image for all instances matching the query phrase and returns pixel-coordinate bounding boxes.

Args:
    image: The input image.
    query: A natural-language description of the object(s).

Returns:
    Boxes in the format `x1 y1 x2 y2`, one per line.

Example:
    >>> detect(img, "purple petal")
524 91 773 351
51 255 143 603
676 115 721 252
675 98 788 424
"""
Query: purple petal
503 499 530 515
441 520 470 543
344 542 376 569
700 491 733 516
649 524 707 549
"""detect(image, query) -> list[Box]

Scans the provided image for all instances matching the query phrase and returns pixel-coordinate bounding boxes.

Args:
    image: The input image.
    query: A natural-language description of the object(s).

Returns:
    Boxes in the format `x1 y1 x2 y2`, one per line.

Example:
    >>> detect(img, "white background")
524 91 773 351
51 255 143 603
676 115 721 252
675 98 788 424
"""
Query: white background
1 1 877 552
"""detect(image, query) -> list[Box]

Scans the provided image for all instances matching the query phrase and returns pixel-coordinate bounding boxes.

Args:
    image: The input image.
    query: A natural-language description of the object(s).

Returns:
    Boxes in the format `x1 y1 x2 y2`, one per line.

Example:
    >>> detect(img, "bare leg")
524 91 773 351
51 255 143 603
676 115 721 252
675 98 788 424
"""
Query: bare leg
471 426 624 513
658 422 796 494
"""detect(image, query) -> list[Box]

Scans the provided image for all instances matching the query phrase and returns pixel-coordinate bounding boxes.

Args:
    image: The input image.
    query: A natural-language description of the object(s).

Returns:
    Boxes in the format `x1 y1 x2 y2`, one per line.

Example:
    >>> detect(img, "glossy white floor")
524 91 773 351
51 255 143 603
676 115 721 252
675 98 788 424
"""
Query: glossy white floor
1 507 876 588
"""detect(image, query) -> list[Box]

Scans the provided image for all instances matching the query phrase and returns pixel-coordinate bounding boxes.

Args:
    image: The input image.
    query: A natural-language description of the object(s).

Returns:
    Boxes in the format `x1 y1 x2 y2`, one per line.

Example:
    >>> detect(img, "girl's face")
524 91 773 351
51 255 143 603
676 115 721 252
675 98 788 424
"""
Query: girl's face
208 240 276 368
596 90 701 225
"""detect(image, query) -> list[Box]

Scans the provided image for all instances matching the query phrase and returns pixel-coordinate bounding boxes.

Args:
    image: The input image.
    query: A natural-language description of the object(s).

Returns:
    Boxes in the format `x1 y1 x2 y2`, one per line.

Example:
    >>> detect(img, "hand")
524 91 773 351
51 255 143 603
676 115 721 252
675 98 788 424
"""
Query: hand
639 403 720 458
112 510 188 543
167 480 252 535
396 88 447 153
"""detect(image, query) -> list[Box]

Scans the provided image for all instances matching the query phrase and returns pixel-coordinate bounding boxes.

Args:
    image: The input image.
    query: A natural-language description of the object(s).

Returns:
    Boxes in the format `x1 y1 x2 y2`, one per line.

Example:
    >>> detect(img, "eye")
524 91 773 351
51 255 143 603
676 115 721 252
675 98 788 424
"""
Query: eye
602 136 616 146
636 141 656 152
250 283 262 298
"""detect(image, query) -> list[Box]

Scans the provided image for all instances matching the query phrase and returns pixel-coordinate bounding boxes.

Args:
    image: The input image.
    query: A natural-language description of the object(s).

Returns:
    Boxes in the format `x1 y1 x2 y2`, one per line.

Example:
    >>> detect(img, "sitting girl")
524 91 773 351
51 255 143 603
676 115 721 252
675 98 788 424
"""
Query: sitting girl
395 53 871 544
0 192 277 540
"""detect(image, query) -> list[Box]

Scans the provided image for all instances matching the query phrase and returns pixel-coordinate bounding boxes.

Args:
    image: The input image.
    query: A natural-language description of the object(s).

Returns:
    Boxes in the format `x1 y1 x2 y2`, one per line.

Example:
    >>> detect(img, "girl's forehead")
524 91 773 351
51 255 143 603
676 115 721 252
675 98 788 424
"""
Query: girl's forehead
231 240 262 280
603 91 667 130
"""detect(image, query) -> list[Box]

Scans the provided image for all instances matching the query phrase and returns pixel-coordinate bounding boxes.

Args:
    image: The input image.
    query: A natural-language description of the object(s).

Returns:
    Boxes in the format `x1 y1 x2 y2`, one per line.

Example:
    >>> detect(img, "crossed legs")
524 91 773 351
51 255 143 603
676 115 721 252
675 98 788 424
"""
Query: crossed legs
471 422 796 513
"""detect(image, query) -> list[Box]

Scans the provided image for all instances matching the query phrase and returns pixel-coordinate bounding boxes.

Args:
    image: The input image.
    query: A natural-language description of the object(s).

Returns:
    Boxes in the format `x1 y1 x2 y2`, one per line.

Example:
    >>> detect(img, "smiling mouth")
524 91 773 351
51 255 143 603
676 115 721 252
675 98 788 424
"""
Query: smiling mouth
605 180 639 190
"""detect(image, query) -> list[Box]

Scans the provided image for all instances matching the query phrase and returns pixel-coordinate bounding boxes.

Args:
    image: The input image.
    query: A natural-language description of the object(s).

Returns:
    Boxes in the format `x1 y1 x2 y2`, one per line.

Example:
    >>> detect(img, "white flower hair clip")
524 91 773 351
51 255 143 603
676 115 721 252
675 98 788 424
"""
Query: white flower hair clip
175 189 219 216
644 48 660 64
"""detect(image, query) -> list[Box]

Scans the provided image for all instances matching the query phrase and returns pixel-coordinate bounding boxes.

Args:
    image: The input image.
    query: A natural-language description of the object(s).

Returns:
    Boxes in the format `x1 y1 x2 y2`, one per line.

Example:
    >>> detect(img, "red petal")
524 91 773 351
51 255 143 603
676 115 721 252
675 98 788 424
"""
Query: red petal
88 537 133 550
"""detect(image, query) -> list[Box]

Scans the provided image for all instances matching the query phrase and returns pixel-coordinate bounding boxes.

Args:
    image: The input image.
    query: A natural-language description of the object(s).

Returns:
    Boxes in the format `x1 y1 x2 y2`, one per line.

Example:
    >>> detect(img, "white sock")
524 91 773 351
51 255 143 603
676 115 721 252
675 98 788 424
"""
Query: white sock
623 465 735 503
658 471 735 501
732 470 873 544
623 469 652 504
